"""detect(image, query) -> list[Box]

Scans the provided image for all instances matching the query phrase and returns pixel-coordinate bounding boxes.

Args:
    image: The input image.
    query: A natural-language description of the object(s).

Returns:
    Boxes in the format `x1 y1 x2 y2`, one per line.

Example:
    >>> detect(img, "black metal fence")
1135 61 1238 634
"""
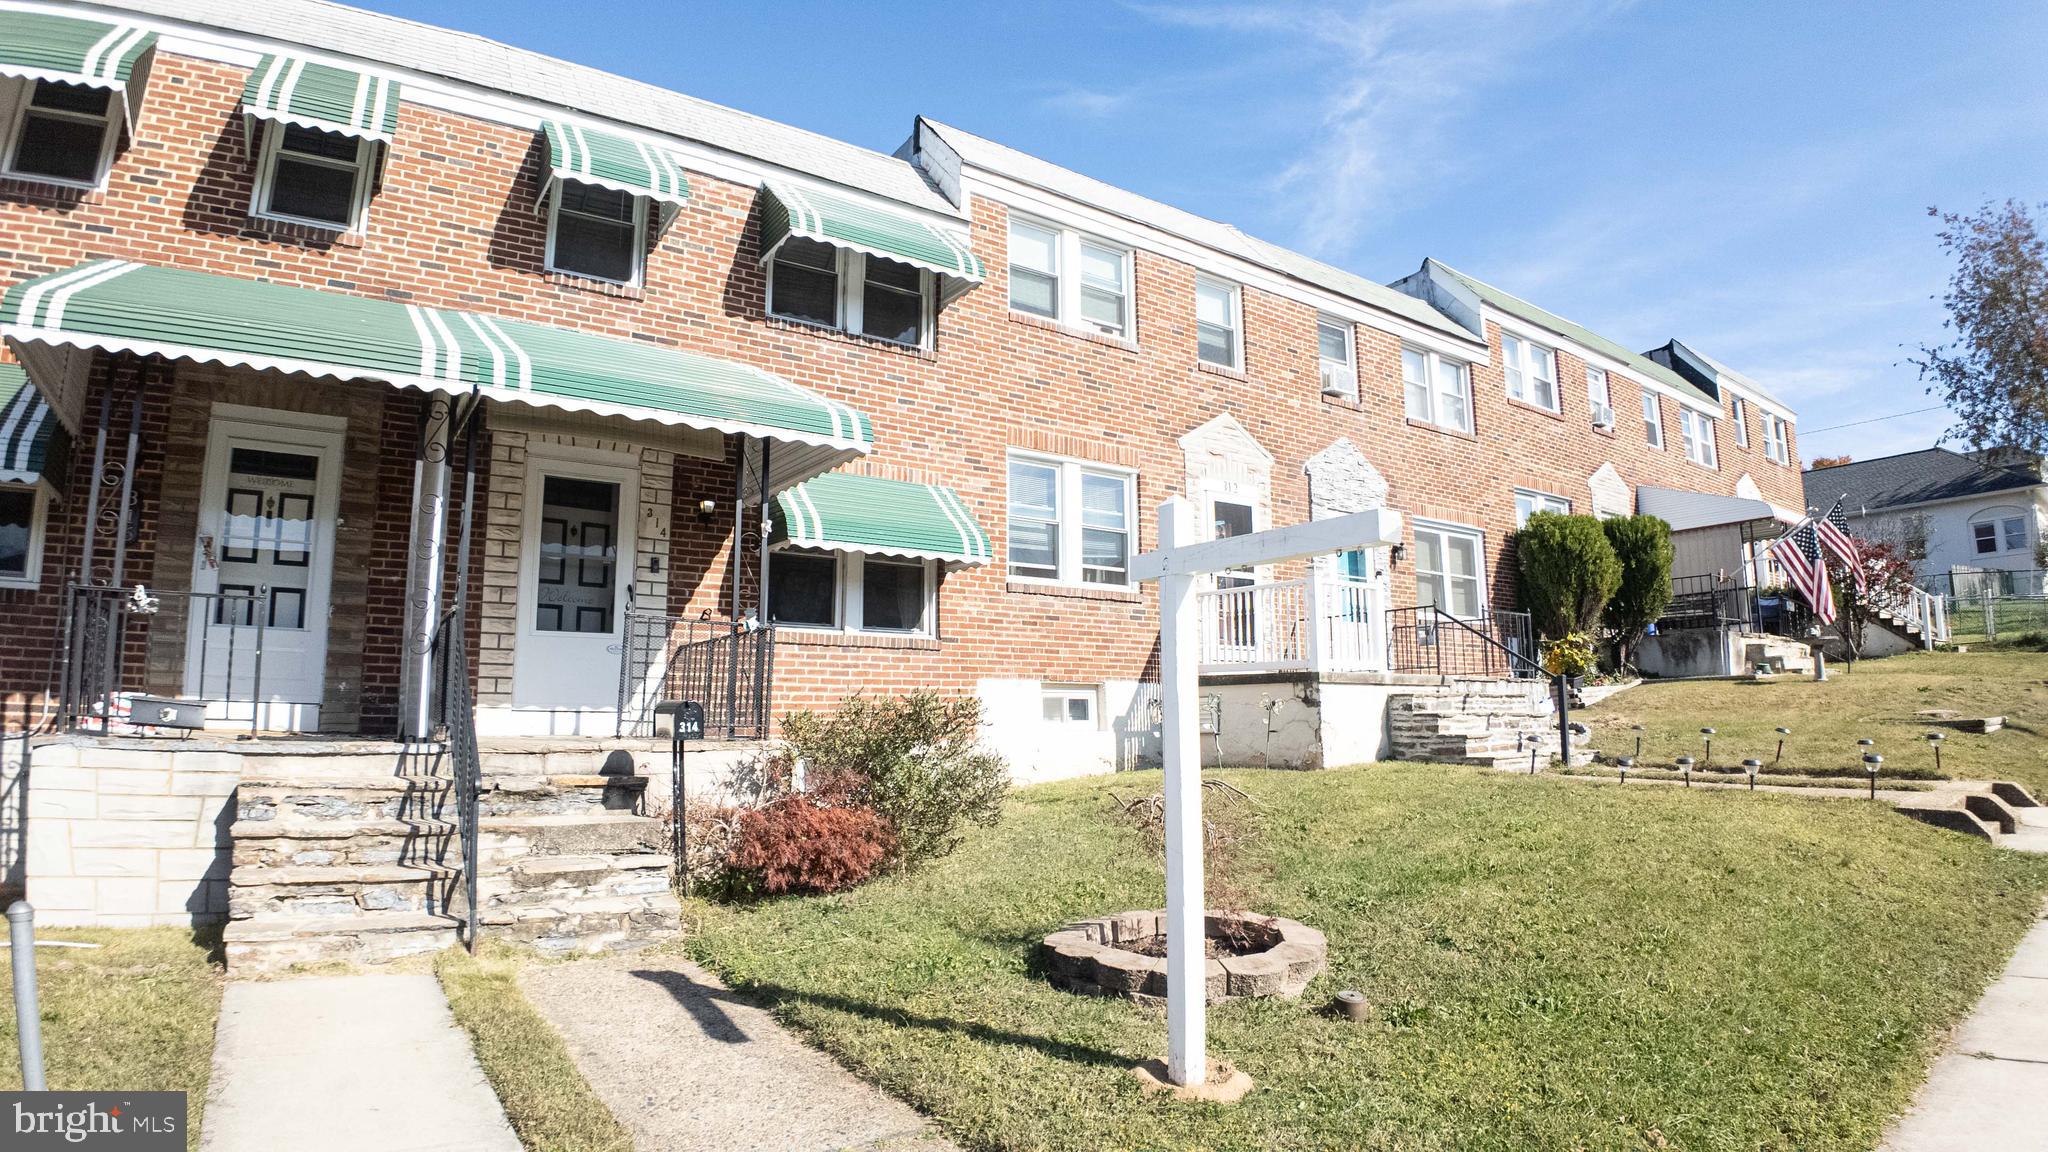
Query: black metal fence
57 583 269 735
1387 605 1537 679
430 606 482 951
615 610 775 739
1655 575 1813 639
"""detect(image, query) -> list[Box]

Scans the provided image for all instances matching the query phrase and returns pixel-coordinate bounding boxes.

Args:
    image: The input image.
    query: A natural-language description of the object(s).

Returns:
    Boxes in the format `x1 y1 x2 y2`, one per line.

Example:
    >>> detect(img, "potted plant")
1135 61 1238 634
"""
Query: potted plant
1542 632 1597 689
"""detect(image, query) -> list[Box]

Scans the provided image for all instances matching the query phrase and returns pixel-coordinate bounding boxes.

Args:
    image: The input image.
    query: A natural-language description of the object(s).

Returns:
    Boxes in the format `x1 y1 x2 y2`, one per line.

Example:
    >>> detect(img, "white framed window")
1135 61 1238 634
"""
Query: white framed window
1970 513 2030 556
766 548 936 635
546 181 647 285
1195 275 1241 369
251 121 377 231
1642 391 1665 449
1005 216 1132 339
3 80 119 189
769 237 934 348
1500 332 1559 412
1007 452 1136 587
1761 412 1790 465
1401 345 1473 433
1412 521 1485 618
1680 408 1719 468
1317 316 1357 399
0 483 48 589
1586 367 1613 427
1513 489 1571 528
1730 396 1750 447
1041 683 1100 727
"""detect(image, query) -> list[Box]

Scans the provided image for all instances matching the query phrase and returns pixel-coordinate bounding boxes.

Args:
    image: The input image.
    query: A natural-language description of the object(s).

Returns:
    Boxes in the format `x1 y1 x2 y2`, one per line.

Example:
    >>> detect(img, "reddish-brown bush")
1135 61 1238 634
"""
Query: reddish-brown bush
727 797 895 895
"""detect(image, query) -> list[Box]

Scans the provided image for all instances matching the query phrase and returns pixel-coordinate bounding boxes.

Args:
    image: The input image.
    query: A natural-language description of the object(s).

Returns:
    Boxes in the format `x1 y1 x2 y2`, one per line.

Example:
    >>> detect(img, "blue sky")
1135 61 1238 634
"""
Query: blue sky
381 0 2048 463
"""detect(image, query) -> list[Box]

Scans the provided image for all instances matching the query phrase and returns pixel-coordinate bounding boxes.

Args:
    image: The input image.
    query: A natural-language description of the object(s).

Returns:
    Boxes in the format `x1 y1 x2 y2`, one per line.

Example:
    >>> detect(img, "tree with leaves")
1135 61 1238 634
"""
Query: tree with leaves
1515 512 1620 640
1915 200 2048 453
1600 514 1674 670
1829 538 1921 669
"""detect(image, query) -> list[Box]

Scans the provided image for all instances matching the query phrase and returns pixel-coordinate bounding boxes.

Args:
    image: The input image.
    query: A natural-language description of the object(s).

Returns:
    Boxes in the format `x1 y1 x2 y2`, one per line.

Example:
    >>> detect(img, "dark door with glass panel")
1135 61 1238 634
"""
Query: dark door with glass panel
215 447 320 634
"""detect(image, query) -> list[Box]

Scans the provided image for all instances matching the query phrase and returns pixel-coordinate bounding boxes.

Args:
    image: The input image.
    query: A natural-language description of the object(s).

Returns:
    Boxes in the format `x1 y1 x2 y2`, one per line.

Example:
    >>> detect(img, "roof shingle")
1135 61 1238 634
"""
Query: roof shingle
1806 448 2042 514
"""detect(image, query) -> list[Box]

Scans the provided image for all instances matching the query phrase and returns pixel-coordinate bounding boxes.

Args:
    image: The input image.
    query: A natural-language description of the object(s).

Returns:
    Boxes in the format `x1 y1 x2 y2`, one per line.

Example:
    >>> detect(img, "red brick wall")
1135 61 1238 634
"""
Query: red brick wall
0 46 1803 728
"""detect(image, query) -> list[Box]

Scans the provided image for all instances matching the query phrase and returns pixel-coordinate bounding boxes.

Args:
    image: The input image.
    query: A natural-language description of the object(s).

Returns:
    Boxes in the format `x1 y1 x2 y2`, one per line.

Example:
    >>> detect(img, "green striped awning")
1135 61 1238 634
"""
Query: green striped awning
540 120 691 210
0 362 68 493
0 10 157 130
0 261 871 490
774 471 991 567
241 54 401 142
758 181 983 301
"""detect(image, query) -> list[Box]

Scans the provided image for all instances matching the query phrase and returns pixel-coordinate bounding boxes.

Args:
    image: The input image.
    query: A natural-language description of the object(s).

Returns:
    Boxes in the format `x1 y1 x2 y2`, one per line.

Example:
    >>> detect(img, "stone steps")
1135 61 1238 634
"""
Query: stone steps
1388 680 1593 770
222 910 463 971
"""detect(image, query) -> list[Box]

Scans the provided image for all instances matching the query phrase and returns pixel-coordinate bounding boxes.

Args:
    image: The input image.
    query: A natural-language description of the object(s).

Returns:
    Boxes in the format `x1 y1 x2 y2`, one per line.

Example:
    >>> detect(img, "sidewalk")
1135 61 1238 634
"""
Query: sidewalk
522 952 956 1152
1880 901 2048 1150
201 974 520 1152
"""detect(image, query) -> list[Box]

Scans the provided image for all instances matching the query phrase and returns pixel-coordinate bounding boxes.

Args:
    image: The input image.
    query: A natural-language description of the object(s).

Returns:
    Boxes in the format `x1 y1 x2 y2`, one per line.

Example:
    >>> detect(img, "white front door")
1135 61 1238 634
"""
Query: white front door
186 410 345 730
1209 498 1259 657
512 453 637 713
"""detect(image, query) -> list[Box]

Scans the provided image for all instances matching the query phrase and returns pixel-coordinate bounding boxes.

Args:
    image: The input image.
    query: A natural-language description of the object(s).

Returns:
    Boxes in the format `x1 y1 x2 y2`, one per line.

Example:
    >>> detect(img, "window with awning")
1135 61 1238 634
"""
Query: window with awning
0 260 871 492
0 362 66 494
772 471 990 567
238 55 401 232
0 10 156 126
757 181 983 305
535 119 692 285
0 10 157 188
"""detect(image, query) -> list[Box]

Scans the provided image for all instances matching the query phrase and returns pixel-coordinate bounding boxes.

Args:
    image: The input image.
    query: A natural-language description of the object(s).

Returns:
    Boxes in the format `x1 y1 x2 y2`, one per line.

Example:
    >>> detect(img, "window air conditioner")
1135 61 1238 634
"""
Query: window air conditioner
1591 404 1615 430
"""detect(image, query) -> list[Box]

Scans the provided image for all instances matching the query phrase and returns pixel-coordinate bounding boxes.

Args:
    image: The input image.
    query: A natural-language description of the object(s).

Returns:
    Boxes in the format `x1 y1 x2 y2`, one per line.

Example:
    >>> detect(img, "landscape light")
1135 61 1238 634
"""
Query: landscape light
1676 756 1695 788
1863 754 1883 799
1925 731 1946 774
1632 724 1645 760
1700 727 1716 768
1774 727 1791 764
1743 758 1761 790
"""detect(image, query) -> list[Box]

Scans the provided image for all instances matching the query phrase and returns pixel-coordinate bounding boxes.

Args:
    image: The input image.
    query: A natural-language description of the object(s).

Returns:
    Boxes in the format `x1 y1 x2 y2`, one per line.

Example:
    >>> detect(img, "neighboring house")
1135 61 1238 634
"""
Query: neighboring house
0 0 1809 931
1809 449 2048 591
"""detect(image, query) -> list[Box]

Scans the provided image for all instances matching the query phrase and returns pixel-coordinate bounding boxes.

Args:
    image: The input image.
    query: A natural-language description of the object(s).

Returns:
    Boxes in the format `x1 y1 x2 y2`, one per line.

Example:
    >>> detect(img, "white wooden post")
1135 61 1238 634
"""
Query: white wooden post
1156 496 1207 1086
1303 561 1325 674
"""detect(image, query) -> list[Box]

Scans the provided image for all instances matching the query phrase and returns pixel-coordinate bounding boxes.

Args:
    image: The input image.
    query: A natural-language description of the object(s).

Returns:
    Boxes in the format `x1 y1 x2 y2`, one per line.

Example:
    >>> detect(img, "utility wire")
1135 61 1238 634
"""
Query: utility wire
1799 405 1946 435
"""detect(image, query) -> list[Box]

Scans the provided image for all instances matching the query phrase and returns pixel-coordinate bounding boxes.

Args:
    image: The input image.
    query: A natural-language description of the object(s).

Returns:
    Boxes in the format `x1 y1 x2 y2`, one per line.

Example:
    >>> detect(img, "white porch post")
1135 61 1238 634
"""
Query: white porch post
1156 496 1207 1086
400 411 452 739
1303 561 1325 675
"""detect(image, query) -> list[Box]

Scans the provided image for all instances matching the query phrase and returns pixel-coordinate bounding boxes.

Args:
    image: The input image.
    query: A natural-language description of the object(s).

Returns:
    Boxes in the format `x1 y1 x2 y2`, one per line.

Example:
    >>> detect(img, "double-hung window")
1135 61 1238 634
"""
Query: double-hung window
1680 408 1719 468
253 122 375 231
1513 489 1571 528
1317 316 1357 399
767 549 935 635
1500 332 1559 411
547 182 646 285
1586 367 1613 427
1195 276 1241 369
1761 412 1790 464
1642 392 1665 449
1007 453 1135 586
1401 346 1473 433
1006 217 1132 339
1971 516 2029 556
770 237 933 348
0 484 47 589
3 81 117 187
1730 396 1750 447
1412 522 1485 617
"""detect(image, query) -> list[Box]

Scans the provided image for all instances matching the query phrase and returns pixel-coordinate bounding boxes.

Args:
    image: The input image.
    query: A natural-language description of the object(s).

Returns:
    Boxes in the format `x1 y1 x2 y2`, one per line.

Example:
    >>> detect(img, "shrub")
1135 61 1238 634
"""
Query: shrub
1516 512 1621 640
1602 514 1674 667
1541 632 1597 678
781 692 1007 870
727 796 894 896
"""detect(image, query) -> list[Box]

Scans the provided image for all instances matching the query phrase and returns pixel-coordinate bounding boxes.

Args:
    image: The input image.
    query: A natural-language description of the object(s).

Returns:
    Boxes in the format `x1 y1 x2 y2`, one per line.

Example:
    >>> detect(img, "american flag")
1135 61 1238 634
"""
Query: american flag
1814 497 1865 592
1768 519 1837 624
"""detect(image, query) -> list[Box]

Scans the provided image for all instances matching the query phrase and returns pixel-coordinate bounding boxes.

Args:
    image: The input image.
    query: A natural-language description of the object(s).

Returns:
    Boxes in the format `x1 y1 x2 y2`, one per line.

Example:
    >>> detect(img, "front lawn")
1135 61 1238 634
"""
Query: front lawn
1580 649 2048 796
0 925 223 1150
687 764 2048 1152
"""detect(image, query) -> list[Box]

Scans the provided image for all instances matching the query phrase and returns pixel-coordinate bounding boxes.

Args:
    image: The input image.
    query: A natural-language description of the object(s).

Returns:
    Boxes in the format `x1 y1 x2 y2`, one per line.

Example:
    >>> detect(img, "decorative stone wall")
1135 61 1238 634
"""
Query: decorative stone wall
1041 909 1327 1005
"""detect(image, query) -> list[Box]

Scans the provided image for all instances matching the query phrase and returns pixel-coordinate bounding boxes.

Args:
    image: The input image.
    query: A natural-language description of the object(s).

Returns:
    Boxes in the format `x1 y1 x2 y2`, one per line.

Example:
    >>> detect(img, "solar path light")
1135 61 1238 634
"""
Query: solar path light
1925 731 1946 775
1617 756 1634 784
1743 758 1762 790
1676 756 1695 788
1864 753 1883 799
1631 724 1645 760
1700 727 1716 769
1774 727 1791 765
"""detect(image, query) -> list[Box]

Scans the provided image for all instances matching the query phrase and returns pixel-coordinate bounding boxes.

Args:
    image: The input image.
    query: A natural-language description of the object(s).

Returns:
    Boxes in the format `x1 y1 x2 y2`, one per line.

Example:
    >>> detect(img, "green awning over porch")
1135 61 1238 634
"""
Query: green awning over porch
241 54 401 142
540 119 691 209
758 180 984 300
0 9 157 130
774 471 991 566
0 260 871 489
0 362 68 493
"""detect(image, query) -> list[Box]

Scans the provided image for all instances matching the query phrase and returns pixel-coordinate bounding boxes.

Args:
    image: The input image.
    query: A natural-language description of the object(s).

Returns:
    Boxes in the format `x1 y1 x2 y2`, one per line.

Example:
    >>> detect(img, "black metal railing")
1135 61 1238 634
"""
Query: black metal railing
1654 575 1812 639
1386 605 1537 679
616 610 775 740
431 606 481 952
57 583 269 735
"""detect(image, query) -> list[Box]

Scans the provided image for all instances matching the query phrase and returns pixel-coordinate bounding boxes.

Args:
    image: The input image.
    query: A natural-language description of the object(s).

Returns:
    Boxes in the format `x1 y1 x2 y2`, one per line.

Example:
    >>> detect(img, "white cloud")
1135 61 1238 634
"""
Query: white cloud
1036 86 1133 119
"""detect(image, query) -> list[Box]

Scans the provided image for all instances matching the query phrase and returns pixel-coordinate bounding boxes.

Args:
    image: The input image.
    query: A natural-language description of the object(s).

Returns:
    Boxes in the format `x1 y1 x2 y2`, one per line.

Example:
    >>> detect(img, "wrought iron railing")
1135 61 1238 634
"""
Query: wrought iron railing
1655 575 1813 639
431 606 481 951
1386 605 1537 679
616 610 775 740
57 583 269 735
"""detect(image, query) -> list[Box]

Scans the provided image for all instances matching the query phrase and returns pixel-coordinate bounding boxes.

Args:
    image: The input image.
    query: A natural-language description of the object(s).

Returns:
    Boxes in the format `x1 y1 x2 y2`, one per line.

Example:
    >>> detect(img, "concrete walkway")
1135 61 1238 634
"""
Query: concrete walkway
522 952 956 1152
1881 901 2048 1150
201 974 520 1152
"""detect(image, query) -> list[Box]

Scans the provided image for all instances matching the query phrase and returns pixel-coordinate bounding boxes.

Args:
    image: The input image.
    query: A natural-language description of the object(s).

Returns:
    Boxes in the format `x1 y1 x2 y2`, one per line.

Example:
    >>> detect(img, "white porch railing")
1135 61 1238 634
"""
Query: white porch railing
1196 569 1386 674
1907 586 1950 648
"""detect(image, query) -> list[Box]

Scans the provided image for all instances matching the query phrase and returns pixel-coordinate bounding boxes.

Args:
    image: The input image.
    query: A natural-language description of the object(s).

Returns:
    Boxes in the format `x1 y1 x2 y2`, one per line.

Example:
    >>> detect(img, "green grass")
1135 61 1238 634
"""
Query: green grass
1582 649 2048 796
1949 599 2048 646
0 925 223 1151
434 945 633 1152
686 764 2048 1152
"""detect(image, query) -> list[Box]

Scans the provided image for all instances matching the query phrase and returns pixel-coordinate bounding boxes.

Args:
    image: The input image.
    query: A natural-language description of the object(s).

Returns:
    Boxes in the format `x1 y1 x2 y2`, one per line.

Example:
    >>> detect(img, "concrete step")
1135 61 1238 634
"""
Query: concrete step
1965 793 2021 835
228 860 461 921
222 910 463 973
478 891 682 956
1897 801 2000 841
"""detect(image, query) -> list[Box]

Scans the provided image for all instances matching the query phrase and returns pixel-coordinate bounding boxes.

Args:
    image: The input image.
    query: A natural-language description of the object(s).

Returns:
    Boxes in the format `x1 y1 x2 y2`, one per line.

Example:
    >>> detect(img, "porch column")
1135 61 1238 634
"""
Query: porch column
399 404 453 739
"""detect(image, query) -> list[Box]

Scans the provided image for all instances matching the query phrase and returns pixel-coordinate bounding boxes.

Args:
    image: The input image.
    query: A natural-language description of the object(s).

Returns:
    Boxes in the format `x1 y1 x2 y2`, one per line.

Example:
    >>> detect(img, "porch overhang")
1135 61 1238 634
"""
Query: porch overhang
0 260 872 490
771 471 991 567
0 9 157 132
1636 485 1801 534
756 180 984 304
240 54 401 143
